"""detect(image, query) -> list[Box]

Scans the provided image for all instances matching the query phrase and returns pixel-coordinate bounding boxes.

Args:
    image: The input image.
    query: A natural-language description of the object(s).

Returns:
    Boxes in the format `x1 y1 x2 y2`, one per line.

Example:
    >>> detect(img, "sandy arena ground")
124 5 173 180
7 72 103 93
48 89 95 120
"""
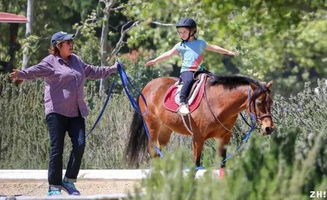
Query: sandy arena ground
0 179 140 197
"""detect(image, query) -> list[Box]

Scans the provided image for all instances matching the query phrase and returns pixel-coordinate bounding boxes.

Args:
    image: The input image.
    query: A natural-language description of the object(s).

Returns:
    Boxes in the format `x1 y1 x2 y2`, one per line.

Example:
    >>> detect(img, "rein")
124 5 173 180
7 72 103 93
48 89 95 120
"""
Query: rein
203 82 233 133
204 82 261 165
248 87 272 122
221 87 273 164
220 89 258 165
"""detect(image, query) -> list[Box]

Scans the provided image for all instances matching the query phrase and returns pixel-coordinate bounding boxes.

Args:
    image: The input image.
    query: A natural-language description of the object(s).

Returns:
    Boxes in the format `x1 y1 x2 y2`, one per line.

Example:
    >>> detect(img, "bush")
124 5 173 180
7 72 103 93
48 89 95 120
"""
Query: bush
129 126 326 200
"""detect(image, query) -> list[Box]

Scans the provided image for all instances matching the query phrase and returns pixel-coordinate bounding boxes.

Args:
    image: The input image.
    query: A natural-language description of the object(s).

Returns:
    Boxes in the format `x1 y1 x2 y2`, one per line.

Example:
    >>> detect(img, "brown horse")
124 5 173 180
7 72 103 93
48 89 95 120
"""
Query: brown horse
125 74 275 168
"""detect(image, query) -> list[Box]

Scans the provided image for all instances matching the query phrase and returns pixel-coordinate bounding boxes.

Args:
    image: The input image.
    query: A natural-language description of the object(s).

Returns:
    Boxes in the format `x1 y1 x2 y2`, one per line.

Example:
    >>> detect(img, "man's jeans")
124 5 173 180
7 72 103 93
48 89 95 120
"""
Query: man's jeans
46 113 85 186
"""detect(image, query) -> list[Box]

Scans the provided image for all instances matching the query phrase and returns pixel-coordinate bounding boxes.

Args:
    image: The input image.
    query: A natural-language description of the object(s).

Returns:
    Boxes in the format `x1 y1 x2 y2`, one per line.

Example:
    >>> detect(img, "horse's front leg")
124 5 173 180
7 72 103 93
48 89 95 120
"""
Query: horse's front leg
215 134 231 178
218 140 230 178
219 145 227 168
192 136 205 168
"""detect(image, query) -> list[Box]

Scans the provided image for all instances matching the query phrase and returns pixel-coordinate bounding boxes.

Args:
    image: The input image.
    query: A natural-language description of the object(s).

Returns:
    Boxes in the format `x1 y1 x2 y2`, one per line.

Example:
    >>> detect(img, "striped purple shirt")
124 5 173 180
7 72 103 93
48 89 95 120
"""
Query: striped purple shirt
17 54 117 117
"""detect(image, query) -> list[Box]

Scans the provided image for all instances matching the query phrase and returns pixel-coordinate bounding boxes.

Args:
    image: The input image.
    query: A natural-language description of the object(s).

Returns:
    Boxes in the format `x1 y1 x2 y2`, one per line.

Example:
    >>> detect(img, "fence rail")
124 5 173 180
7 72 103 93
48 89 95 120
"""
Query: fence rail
0 169 150 180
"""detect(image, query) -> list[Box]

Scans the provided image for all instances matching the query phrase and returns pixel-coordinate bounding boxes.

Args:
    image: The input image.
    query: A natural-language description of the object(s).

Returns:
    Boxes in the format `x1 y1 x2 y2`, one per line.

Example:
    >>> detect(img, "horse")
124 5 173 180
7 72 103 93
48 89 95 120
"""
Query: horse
125 74 275 170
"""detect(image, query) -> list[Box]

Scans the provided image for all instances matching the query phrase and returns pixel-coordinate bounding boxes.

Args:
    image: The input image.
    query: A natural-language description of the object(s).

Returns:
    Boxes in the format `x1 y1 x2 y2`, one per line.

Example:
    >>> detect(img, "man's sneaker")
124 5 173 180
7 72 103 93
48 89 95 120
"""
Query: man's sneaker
62 181 80 195
47 186 62 196
178 103 190 115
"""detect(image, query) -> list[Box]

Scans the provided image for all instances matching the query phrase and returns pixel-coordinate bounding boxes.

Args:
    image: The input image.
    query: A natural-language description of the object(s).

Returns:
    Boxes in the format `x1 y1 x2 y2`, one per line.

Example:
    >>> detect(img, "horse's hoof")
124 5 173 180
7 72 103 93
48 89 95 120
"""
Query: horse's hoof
218 168 225 178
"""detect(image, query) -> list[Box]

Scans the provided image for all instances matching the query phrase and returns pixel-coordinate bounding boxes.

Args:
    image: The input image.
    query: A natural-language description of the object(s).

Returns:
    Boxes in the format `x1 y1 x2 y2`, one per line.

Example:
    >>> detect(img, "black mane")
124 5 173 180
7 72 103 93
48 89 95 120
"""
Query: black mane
209 74 262 88
208 74 270 105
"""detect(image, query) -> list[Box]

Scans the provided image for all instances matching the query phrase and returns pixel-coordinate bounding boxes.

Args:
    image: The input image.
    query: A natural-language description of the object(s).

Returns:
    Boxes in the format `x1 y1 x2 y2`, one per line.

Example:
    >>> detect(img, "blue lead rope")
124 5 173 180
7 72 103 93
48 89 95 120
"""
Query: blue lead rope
117 62 163 158
117 62 146 114
220 115 256 165
86 80 116 137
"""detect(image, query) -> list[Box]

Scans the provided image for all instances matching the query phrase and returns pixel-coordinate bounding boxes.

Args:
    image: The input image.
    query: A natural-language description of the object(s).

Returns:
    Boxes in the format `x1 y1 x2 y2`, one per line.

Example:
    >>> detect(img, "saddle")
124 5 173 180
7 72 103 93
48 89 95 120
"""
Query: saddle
164 73 209 113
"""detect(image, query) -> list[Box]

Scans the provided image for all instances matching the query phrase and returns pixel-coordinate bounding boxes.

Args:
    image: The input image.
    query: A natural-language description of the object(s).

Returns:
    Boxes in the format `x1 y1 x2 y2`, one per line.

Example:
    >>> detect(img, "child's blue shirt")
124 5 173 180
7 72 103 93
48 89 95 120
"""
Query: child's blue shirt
174 39 207 72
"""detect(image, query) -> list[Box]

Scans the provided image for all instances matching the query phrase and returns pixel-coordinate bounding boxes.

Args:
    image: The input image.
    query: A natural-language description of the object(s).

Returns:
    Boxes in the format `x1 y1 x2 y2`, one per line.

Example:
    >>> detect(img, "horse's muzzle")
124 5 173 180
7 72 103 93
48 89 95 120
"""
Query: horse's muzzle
265 127 275 135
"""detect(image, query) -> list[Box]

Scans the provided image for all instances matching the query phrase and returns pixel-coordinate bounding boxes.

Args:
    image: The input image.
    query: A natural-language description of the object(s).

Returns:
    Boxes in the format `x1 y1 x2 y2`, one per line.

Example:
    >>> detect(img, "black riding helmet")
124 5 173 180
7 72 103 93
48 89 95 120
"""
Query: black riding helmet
176 18 197 29
176 18 197 42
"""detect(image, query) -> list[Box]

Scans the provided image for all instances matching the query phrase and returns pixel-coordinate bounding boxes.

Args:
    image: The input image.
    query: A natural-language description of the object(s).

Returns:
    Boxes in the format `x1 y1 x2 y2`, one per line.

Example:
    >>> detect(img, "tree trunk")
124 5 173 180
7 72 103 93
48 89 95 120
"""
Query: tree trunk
22 0 33 69
99 0 114 93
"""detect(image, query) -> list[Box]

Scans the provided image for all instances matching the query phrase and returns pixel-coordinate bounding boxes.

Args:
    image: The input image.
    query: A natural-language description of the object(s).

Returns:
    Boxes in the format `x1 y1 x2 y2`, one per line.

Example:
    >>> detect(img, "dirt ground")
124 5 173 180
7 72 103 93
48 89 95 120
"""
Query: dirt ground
0 179 140 197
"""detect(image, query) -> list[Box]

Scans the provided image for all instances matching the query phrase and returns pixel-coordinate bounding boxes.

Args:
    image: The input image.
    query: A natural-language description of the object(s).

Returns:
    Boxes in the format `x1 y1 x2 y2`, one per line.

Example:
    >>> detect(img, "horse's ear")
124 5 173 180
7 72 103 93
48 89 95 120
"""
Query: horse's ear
266 81 273 89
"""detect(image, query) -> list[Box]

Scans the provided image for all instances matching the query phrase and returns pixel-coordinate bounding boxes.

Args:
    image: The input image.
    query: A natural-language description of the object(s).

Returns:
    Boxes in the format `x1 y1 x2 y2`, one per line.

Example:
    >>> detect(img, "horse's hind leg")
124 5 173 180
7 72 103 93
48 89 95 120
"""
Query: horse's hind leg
149 127 172 157
192 136 205 167
144 116 172 157
158 125 173 147
144 116 160 157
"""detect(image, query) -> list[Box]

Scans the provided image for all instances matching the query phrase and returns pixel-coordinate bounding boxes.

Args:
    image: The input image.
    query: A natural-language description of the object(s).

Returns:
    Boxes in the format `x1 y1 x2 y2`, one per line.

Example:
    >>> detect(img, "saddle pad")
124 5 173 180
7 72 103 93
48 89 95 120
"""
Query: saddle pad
164 76 206 113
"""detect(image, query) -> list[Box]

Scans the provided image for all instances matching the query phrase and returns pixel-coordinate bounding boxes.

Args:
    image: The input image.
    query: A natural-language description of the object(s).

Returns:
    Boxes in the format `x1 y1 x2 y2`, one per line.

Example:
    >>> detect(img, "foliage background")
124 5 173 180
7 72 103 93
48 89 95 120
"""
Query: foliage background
1 0 326 95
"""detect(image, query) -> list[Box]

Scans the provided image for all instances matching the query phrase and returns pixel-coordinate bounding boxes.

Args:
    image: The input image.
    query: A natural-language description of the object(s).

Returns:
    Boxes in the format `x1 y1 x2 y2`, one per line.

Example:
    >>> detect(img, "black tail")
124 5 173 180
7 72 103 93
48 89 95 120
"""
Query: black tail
125 111 148 167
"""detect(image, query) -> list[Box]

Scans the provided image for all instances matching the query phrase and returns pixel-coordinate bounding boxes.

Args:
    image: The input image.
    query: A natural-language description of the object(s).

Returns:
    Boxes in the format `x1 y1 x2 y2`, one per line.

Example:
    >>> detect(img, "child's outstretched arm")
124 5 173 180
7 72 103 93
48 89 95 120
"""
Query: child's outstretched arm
145 48 179 66
206 44 238 56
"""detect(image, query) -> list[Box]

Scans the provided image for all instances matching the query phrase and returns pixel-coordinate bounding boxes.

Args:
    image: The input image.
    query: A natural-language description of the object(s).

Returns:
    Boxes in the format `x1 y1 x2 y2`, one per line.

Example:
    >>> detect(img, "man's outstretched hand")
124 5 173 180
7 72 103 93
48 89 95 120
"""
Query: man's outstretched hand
9 69 24 85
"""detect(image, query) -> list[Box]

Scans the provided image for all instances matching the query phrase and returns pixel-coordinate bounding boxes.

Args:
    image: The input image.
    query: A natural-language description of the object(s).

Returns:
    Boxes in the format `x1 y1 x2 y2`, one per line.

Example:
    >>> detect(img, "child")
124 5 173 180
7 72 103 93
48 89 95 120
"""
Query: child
146 18 237 115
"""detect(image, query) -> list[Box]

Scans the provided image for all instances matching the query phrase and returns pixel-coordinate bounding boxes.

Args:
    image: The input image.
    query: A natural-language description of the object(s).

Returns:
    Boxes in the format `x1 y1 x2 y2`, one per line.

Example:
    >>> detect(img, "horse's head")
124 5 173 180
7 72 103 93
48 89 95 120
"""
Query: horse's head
250 81 275 135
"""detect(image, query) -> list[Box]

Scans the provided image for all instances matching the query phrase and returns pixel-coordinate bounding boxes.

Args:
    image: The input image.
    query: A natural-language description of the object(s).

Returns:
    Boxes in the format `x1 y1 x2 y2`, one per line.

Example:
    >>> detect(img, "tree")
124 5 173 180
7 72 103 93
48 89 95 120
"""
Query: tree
22 0 33 69
99 0 114 91
122 0 327 95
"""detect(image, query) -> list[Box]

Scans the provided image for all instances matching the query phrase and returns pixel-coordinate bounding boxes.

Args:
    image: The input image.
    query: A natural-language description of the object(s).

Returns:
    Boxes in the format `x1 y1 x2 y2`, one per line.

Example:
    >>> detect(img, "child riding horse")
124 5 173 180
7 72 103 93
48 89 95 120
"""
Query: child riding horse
145 18 237 115
125 74 275 171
